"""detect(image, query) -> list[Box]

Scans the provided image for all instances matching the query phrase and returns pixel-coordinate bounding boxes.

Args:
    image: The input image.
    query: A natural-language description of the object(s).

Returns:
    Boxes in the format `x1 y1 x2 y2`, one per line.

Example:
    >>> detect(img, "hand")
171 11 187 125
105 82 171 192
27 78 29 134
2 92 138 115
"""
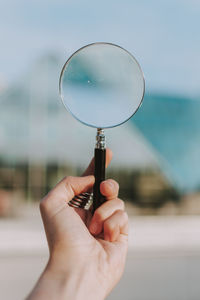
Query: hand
27 149 128 300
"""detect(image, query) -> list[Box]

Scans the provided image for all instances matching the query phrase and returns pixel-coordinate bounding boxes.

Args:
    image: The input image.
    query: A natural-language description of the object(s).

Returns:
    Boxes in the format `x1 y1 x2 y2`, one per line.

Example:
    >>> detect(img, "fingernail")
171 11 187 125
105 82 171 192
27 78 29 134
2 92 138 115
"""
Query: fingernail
90 222 99 234
107 181 114 189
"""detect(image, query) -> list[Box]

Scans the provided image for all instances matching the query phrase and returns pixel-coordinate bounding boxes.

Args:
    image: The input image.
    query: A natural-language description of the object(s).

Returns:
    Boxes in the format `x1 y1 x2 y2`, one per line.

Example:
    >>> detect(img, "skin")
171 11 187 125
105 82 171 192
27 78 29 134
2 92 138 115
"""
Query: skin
26 149 129 300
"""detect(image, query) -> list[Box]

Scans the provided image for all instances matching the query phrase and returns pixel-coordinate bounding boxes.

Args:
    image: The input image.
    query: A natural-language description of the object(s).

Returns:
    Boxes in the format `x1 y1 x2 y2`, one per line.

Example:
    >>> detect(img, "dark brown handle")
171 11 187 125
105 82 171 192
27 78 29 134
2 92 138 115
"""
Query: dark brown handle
93 148 106 213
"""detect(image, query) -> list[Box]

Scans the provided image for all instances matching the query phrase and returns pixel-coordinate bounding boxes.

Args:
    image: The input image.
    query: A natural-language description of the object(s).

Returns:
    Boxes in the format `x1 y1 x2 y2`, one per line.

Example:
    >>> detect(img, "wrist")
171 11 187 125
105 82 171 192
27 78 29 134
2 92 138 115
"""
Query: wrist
48 258 107 300
27 258 106 300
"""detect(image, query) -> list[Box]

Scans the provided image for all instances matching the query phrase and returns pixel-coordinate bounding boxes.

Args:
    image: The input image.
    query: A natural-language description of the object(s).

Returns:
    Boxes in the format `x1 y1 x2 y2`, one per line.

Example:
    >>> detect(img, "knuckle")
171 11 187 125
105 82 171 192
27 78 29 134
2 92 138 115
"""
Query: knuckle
115 209 125 218
94 209 105 222
39 197 48 212
65 176 73 183
116 198 125 210
104 218 115 231
122 211 129 222
39 200 44 212
45 188 57 201
116 210 129 225
39 192 55 214
64 176 76 192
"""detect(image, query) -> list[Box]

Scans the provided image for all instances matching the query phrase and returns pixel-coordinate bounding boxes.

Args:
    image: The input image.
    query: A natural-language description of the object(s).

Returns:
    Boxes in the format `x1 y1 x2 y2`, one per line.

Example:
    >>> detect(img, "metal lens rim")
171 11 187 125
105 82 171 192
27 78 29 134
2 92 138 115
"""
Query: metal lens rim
59 42 145 129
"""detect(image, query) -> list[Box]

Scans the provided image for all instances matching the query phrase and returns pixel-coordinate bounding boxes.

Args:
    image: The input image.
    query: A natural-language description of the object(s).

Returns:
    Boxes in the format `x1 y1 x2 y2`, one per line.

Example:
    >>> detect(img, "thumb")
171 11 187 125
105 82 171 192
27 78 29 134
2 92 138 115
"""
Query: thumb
40 175 95 218
40 176 95 251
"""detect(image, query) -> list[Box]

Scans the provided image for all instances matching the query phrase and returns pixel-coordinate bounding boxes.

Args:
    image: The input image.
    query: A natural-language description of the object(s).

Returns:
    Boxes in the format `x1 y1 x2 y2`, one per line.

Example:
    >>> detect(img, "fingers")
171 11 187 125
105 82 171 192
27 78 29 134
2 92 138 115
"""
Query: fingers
40 175 95 217
104 210 129 242
88 177 128 243
83 148 113 176
89 197 124 236
100 179 119 200
89 201 128 242
89 178 120 235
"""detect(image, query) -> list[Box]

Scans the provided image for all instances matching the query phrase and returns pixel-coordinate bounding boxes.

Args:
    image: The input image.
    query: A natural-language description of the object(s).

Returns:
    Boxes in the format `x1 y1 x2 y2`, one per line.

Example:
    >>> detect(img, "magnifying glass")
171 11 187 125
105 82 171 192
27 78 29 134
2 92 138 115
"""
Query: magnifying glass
59 42 145 213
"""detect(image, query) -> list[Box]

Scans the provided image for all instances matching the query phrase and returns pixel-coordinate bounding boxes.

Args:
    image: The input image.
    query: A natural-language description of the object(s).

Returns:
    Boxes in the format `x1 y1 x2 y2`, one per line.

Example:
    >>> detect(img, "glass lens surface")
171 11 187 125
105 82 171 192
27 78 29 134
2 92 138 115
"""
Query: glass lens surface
59 43 145 128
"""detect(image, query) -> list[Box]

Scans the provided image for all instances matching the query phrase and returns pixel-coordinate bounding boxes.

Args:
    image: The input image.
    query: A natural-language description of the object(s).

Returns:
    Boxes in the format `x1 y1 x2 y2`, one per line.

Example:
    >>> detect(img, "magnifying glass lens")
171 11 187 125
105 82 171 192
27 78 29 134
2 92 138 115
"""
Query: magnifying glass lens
60 43 144 128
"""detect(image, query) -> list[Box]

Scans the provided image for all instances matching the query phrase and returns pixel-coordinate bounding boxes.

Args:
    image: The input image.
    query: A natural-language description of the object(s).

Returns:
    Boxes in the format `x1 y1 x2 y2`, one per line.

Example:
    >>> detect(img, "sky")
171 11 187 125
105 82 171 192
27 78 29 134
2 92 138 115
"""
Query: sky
0 0 200 97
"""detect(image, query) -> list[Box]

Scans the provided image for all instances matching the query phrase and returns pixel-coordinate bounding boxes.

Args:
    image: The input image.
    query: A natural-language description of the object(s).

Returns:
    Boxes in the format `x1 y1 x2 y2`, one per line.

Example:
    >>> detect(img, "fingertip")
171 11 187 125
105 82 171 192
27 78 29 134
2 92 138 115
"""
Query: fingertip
100 179 119 198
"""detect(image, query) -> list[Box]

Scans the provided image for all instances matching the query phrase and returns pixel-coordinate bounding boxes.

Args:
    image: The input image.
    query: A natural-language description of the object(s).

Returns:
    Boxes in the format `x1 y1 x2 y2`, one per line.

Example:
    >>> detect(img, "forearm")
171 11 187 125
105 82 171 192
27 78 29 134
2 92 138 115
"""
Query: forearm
26 260 106 300
26 266 71 300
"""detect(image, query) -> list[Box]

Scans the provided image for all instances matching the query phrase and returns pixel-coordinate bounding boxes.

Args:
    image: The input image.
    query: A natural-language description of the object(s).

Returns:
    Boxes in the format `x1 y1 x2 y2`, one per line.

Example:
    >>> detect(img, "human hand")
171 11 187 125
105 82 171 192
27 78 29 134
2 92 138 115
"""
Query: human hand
27 149 128 300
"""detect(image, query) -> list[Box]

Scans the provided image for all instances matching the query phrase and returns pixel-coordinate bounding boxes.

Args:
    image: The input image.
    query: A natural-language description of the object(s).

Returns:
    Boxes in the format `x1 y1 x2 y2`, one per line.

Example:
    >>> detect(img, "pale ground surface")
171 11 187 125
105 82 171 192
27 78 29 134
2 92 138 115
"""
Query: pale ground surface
0 205 200 300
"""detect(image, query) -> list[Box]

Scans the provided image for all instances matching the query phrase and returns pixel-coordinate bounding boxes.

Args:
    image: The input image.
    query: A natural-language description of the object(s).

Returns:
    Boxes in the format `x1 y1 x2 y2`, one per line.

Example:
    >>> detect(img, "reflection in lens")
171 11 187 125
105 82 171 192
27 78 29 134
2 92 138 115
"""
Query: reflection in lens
60 43 145 128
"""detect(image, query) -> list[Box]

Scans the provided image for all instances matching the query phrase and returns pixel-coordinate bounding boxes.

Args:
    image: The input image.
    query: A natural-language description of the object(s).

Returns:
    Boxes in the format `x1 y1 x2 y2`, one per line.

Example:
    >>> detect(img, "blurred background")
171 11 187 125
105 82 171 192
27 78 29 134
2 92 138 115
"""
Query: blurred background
0 0 200 299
